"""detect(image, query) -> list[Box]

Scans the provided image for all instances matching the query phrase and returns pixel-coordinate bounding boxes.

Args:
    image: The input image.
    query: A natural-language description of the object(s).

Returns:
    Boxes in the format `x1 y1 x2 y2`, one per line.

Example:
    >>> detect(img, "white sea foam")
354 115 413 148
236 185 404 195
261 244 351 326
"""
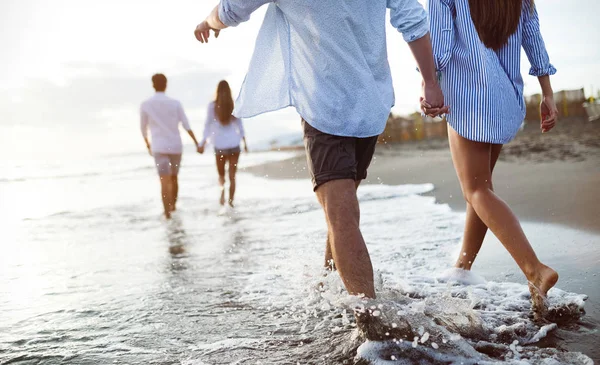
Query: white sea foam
437 268 488 286
528 323 558 344
214 174 591 364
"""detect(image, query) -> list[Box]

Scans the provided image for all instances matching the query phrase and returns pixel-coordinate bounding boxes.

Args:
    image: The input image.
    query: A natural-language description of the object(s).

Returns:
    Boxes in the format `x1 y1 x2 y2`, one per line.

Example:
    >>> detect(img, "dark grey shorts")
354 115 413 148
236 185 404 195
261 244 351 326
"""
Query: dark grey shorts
302 119 378 191
153 153 182 176
215 146 241 156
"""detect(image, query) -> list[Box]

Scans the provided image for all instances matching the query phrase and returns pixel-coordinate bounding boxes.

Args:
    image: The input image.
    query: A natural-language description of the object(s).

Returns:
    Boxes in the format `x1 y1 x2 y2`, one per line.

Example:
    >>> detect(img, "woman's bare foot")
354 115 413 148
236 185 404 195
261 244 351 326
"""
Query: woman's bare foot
528 264 559 318
537 265 559 295
219 189 225 206
228 200 234 208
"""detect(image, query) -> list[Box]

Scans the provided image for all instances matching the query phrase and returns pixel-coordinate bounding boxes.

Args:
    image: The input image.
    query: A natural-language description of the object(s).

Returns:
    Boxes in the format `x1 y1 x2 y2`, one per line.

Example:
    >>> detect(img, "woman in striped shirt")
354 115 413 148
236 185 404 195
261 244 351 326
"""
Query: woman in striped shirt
427 0 559 316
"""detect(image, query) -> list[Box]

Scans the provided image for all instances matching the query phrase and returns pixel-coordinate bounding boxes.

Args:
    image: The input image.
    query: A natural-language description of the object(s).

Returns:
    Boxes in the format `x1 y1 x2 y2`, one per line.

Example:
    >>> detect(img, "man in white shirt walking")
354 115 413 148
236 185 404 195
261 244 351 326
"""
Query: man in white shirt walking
140 74 200 219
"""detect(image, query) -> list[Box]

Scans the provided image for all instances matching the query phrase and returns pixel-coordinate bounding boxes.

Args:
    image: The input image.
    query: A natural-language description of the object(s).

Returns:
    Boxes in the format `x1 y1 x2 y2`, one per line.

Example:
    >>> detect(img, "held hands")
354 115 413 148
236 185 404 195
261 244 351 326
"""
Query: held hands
420 81 449 118
194 21 220 43
197 145 205 154
540 96 558 133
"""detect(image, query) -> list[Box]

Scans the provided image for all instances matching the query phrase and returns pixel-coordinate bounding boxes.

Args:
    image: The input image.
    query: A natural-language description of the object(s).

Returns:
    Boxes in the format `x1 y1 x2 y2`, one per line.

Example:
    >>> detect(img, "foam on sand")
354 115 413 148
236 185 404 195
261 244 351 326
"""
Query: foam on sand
437 268 488 286
268 181 593 364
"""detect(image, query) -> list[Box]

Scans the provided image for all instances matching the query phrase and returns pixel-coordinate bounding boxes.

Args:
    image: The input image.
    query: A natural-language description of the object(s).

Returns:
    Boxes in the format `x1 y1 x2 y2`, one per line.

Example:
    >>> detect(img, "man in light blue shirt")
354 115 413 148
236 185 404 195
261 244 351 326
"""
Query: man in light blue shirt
194 1 446 307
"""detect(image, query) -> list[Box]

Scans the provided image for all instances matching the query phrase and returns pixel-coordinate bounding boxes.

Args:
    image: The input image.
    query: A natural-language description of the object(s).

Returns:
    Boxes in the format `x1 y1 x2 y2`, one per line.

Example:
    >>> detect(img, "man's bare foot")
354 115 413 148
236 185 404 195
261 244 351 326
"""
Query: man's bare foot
165 211 172 220
219 192 225 206
528 265 559 318
228 200 234 208
354 305 413 341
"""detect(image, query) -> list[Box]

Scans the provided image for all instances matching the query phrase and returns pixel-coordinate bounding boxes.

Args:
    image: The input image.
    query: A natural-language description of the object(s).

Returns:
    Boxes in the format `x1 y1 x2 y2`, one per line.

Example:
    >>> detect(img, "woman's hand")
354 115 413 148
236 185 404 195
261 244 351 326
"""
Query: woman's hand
194 21 220 44
540 96 558 133
421 82 449 118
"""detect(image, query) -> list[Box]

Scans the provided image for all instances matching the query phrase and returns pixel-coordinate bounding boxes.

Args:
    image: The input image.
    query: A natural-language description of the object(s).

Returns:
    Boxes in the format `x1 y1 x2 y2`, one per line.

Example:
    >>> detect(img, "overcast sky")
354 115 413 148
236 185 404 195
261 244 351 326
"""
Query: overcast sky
1 0 599 160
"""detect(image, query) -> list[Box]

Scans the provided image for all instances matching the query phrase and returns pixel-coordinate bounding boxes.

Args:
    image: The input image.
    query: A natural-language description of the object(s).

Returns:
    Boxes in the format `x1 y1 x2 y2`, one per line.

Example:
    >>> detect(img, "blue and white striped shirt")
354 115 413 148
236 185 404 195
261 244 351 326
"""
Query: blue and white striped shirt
429 0 556 144
219 0 430 138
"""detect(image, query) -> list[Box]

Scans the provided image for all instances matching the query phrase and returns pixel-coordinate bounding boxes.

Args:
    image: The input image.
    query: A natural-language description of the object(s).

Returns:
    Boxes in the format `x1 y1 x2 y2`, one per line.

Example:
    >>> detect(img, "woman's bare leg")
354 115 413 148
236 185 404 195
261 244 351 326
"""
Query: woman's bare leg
455 144 502 270
447 127 558 296
215 153 226 205
227 152 240 206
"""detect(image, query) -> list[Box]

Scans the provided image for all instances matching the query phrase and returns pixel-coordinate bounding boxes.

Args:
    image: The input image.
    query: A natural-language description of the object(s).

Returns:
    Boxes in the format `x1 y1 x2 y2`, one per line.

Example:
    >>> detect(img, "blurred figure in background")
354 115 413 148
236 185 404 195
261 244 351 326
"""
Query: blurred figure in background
141 74 200 219
198 80 248 207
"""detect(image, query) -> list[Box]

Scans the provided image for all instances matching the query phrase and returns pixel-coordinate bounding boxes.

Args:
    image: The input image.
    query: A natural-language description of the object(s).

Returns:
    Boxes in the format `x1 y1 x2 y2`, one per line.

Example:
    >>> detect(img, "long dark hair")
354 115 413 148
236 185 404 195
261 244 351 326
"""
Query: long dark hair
468 0 533 50
214 80 234 125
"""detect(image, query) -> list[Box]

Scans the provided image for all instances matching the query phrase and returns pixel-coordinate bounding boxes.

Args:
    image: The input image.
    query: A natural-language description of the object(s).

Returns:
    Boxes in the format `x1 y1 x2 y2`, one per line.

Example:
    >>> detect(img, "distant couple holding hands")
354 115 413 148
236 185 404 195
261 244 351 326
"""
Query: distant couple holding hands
141 75 248 219
193 0 560 329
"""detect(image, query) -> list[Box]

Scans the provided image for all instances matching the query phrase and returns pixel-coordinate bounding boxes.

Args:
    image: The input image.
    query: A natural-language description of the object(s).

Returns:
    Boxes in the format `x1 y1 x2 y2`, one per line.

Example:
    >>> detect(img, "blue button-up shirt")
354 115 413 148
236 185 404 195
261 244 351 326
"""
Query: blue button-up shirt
219 0 429 138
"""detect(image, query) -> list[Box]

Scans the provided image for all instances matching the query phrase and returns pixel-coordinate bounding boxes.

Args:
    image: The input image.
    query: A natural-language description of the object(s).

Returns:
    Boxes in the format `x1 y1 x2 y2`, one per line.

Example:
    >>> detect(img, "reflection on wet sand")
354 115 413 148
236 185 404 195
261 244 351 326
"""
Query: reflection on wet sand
166 216 188 257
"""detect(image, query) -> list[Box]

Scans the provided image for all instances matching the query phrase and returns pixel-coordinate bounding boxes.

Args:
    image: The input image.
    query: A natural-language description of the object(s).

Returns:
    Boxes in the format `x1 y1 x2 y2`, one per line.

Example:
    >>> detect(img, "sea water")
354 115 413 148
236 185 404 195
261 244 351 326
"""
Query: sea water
0 150 595 364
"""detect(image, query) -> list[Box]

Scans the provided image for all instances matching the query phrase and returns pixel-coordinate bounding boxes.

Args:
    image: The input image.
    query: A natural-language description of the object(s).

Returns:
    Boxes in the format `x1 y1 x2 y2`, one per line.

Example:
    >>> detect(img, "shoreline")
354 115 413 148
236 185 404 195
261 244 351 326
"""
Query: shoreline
245 119 600 235
243 147 600 235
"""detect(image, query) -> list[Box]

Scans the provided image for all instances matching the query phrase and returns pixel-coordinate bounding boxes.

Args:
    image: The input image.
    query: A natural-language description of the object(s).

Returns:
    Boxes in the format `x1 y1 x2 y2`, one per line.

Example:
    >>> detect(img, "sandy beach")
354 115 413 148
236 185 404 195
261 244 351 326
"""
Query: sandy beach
245 117 600 234
244 117 600 361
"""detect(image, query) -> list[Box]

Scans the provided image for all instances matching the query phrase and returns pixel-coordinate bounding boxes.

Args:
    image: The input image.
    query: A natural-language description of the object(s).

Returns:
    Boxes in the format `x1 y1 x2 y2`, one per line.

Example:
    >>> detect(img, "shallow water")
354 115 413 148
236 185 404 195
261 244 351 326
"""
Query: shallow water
0 151 597 364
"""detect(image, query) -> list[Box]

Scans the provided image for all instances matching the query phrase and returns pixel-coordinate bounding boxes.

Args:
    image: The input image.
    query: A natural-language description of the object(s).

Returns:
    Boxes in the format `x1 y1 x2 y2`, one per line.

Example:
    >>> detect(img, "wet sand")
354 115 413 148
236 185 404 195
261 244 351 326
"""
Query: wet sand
244 117 600 361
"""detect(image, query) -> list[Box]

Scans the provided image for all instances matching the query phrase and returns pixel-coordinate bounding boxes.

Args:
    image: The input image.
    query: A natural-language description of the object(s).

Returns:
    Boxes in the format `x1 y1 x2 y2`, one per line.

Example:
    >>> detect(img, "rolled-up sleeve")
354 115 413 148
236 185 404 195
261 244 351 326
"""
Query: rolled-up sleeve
522 1 556 77
219 0 273 27
428 0 455 71
387 0 429 43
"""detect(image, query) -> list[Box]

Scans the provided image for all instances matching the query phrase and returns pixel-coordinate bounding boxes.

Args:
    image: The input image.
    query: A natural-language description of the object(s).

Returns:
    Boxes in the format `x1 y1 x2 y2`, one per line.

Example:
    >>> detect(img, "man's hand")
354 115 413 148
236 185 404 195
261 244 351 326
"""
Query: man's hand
540 96 558 133
195 21 220 43
197 145 205 154
421 81 449 118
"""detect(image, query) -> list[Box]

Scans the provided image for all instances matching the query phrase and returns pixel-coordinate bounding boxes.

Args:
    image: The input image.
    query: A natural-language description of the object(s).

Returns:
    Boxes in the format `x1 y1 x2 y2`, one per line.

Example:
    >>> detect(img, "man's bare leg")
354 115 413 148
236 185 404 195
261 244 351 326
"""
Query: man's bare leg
324 232 334 270
316 179 375 298
160 175 173 219
324 181 361 270
170 176 179 212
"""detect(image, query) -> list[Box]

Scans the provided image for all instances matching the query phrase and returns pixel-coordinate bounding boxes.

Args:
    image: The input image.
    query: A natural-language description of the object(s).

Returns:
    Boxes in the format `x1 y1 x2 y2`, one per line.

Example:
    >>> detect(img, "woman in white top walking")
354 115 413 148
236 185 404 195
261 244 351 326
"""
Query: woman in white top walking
427 0 559 317
198 80 248 207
